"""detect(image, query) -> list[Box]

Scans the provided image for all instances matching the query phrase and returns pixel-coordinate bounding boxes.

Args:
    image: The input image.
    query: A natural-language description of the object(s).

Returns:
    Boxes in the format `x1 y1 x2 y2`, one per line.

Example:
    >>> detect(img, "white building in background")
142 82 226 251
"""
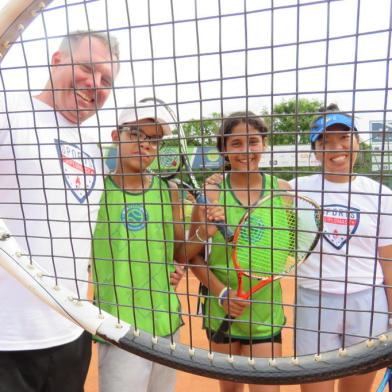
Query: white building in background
369 121 392 172
260 145 319 169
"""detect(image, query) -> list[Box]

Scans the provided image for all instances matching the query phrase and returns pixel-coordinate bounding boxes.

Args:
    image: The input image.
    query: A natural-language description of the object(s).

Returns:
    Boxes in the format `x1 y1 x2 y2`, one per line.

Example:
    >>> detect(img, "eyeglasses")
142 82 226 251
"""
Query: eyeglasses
119 125 162 147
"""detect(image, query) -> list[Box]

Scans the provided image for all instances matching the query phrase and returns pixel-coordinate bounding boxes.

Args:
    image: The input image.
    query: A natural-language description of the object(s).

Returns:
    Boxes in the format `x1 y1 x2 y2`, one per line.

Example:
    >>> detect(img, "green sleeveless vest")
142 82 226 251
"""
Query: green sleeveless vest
204 173 286 339
93 176 182 337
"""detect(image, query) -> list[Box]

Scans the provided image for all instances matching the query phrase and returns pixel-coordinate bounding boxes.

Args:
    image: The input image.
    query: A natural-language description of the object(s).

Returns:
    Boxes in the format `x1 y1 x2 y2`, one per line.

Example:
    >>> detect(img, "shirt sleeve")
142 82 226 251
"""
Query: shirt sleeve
378 185 392 247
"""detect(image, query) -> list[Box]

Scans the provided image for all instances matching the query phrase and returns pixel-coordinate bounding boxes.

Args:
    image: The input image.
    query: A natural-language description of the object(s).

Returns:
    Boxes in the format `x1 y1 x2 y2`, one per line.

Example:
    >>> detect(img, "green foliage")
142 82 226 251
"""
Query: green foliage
356 142 392 188
356 141 373 175
182 112 220 146
182 99 324 147
262 98 323 145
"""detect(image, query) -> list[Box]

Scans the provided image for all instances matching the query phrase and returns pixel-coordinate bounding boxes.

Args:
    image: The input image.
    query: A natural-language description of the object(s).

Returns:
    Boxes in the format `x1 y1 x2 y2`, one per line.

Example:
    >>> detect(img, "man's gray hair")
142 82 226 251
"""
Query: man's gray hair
58 30 120 62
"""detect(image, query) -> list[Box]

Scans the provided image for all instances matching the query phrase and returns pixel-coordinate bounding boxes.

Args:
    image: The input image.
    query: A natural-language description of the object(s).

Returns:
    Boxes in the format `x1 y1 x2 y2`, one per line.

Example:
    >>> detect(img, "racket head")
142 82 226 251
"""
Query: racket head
232 192 322 281
140 97 199 184
149 135 182 179
0 1 391 387
136 98 222 234
138 97 185 180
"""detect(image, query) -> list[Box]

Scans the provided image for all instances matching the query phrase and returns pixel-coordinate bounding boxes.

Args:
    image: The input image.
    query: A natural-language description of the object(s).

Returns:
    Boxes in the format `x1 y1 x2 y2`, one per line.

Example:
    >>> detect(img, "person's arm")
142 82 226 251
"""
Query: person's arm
169 180 222 260
379 189 392 327
169 262 185 289
168 180 186 255
278 178 291 191
277 178 294 208
380 244 392 326
174 185 224 264
189 254 248 318
164 181 186 289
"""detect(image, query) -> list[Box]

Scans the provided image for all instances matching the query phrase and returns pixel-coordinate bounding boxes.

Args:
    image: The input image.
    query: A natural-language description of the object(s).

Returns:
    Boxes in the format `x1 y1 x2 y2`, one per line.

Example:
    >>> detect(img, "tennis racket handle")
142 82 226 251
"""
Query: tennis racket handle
210 316 233 343
195 194 234 242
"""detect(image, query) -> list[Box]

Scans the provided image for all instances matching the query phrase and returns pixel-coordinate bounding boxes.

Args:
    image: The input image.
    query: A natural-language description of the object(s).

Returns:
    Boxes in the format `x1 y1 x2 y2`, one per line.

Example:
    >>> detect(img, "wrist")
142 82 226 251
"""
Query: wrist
218 287 230 307
195 227 207 243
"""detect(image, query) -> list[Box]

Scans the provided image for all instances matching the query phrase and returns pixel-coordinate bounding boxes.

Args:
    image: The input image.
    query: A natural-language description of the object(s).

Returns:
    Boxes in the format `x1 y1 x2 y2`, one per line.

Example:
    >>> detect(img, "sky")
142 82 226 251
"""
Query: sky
0 0 391 146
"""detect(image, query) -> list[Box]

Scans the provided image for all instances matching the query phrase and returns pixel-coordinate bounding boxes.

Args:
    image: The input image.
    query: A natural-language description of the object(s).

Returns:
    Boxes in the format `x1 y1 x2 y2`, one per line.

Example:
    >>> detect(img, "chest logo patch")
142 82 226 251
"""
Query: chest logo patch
322 204 360 249
121 204 148 231
55 139 96 204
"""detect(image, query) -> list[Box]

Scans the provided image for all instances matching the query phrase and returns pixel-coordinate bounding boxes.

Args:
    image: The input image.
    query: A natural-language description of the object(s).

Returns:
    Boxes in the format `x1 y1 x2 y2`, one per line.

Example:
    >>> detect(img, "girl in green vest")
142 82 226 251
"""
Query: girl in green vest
190 111 291 392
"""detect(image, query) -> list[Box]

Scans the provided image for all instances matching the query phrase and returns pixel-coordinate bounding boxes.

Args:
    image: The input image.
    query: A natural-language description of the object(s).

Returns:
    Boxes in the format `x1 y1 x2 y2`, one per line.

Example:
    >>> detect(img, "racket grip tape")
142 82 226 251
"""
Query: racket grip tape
210 317 232 344
195 194 234 242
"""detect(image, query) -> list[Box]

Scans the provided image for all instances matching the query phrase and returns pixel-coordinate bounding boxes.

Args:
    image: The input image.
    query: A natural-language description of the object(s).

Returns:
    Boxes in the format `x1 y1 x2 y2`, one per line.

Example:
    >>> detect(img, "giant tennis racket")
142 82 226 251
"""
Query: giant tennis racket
211 192 322 343
1 0 392 387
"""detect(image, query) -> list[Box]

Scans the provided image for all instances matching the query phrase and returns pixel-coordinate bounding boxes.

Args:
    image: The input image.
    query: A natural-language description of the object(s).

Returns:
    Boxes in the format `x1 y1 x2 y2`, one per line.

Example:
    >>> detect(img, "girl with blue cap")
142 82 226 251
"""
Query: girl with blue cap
290 104 392 392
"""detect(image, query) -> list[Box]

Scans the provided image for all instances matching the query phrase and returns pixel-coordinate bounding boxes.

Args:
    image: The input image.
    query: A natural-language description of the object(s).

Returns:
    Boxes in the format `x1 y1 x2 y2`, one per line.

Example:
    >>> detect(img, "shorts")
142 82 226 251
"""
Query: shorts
205 329 282 345
295 286 388 356
98 331 180 392
0 331 91 392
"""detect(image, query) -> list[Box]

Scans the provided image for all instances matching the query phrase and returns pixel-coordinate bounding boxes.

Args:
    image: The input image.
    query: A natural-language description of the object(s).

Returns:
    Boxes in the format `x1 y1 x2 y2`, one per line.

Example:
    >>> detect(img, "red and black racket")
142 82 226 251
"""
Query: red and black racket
211 192 322 343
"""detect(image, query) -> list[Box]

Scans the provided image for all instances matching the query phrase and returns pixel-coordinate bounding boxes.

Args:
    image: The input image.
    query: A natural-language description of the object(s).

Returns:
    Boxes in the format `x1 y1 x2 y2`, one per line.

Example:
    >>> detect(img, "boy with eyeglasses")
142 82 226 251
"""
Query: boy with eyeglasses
92 102 185 392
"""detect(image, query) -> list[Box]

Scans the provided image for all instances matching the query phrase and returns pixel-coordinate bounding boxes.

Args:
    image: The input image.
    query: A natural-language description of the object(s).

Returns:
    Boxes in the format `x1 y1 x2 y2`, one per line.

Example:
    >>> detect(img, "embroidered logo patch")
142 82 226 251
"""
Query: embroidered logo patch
121 204 148 231
322 204 360 249
55 139 96 203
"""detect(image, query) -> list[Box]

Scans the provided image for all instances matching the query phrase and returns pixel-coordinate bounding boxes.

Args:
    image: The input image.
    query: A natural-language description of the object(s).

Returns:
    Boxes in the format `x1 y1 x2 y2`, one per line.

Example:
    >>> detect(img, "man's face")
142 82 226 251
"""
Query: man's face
50 36 118 124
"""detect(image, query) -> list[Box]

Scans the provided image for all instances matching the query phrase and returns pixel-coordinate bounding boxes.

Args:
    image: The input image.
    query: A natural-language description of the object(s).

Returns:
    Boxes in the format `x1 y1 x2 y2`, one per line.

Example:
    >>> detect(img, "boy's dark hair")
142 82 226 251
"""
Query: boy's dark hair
216 111 268 154
319 103 340 112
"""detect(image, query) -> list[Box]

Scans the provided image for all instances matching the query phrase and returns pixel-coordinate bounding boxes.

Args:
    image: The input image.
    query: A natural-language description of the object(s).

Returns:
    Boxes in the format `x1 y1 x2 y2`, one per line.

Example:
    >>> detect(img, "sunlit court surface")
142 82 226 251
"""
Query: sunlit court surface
0 1 392 392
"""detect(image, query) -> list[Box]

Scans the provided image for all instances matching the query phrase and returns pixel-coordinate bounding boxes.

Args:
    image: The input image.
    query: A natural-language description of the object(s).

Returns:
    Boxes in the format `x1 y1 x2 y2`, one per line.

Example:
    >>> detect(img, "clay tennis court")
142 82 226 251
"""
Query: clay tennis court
84 273 385 391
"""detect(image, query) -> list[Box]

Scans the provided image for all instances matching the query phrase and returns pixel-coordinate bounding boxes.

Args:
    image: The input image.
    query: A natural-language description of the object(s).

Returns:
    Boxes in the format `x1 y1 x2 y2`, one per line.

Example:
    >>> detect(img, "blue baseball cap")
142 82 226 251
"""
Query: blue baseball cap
310 113 358 143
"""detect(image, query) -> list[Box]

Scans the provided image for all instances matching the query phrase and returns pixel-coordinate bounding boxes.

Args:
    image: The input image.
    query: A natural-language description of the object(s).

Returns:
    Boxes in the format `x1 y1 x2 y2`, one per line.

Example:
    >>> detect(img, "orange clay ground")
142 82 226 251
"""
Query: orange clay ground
85 273 385 392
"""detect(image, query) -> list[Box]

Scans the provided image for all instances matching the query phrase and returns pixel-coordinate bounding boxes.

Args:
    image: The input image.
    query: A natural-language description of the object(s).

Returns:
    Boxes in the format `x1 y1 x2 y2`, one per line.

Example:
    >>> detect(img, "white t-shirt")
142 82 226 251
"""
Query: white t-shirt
0 93 104 350
289 174 392 294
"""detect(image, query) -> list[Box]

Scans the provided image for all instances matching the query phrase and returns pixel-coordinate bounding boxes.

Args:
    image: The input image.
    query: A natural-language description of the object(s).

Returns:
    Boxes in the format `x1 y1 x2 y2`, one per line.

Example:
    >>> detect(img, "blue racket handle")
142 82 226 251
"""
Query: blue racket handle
195 193 234 242
377 367 392 392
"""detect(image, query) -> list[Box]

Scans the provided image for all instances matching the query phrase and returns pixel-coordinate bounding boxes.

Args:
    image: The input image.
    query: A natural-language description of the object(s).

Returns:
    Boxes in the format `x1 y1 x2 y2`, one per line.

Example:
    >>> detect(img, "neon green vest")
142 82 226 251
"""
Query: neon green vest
93 176 182 337
204 174 286 339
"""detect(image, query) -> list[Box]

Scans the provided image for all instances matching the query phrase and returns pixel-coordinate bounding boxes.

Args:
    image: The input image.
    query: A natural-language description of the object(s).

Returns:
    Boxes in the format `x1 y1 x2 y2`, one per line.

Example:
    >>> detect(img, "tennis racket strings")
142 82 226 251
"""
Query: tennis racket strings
233 193 321 280
0 0 391 386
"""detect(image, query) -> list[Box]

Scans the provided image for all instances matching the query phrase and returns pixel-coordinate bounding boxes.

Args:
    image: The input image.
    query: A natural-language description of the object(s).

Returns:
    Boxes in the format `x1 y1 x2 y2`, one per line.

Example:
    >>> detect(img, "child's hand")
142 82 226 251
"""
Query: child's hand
221 290 249 318
205 173 223 188
206 200 225 226
196 201 225 238
170 263 185 289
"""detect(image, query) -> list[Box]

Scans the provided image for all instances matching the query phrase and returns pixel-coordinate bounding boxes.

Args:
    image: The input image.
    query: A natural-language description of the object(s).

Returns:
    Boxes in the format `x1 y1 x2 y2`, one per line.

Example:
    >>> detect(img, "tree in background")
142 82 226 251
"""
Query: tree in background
262 98 323 145
182 100 323 146
179 100 375 182
182 112 220 146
